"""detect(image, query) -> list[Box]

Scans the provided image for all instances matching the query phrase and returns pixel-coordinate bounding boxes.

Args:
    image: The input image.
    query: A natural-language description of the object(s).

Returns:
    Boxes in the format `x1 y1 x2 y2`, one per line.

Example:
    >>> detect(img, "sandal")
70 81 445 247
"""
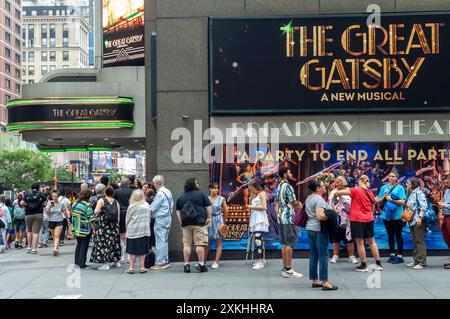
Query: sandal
140 269 148 274
322 285 338 291
127 269 135 274
312 283 323 288
444 264 450 269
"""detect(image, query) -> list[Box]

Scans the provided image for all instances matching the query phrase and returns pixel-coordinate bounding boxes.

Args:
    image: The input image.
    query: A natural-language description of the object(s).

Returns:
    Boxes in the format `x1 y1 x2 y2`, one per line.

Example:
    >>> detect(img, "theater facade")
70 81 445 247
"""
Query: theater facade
10 1 450 257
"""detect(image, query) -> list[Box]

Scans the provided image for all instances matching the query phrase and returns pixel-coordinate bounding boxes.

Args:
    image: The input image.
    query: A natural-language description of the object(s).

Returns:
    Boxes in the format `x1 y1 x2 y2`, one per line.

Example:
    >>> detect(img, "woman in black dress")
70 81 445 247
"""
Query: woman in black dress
90 186 122 270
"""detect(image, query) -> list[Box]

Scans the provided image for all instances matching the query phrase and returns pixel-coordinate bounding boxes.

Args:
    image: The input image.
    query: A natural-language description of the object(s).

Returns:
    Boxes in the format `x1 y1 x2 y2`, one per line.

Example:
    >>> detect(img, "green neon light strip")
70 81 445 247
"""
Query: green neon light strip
6 97 134 108
7 122 134 132
40 147 114 153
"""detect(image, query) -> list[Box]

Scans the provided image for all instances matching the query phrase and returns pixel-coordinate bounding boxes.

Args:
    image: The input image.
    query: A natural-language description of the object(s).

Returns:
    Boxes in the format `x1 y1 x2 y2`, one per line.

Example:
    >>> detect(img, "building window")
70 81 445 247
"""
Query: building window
15 68 20 78
62 65 69 68
22 51 25 62
29 79 34 84
5 63 10 73
22 67 25 76
42 37 47 47
49 23 55 38
28 24 34 47
5 16 11 28
63 51 69 61
15 8 20 19
15 24 20 34
6 95 11 101
50 38 56 47
28 51 34 62
5 31 11 43
5 0 11 12
63 38 69 47
5 79 11 89
5 47 11 58
41 65 47 75
15 83 20 93
49 65 56 72
15 38 20 49
31 10 36 16
50 51 56 61
28 65 34 75
15 53 20 63
41 24 47 46
41 51 47 62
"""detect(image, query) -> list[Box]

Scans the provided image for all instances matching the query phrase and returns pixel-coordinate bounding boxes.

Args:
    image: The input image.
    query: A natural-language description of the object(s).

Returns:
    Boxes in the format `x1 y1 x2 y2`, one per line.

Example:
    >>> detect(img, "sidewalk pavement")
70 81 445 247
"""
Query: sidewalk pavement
0 241 449 299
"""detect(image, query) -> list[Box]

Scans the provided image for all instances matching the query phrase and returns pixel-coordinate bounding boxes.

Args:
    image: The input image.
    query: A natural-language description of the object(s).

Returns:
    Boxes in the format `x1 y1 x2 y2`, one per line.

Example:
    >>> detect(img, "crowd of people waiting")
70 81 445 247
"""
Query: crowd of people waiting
0 168 449 291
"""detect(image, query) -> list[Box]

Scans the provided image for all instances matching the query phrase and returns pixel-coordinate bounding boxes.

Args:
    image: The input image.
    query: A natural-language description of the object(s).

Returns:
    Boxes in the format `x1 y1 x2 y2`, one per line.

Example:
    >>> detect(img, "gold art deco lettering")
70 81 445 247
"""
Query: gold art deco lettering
53 107 118 119
282 22 445 97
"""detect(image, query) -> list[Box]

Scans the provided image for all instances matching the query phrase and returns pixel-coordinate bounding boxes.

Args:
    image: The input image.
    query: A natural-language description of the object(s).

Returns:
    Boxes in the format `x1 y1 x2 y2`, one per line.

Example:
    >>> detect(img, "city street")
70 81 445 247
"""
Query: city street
0 242 449 299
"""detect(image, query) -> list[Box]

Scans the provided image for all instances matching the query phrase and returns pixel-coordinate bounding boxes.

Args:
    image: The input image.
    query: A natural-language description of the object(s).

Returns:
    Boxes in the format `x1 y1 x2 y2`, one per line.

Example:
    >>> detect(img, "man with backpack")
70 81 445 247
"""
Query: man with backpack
13 193 26 248
21 183 47 254
149 175 174 270
175 178 212 273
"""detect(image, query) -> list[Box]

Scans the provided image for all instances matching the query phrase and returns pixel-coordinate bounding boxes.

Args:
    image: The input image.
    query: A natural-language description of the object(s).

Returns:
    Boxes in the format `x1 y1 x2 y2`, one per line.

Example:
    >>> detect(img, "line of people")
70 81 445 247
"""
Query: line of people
2 169 449 290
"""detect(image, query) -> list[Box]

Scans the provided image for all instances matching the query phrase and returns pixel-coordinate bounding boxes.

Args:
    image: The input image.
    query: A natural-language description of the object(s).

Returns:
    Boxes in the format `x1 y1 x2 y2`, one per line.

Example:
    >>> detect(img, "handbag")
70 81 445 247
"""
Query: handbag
293 205 307 228
401 207 414 222
145 250 155 268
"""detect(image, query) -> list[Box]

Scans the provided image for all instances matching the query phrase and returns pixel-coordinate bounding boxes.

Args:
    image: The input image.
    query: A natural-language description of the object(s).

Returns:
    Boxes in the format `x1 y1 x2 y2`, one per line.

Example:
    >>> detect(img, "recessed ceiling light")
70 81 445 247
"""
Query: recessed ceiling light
110 141 116 144
104 138 109 141
47 139 54 141
134 140 139 142
80 141 85 143
89 144 94 146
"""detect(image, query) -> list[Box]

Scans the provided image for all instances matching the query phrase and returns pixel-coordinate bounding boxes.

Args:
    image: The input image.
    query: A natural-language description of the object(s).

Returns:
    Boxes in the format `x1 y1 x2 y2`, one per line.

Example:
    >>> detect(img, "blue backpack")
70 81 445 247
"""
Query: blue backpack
416 194 437 226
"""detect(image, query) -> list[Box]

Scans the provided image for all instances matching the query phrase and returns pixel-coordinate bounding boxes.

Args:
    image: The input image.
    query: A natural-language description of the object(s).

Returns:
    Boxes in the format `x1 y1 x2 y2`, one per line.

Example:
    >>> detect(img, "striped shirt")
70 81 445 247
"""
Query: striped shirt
277 181 296 225
126 202 152 239
71 200 95 237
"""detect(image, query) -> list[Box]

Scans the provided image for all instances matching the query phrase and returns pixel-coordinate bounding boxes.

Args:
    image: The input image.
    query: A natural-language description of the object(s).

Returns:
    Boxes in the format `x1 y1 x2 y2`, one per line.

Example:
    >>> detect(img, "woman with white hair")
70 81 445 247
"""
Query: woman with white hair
126 189 152 274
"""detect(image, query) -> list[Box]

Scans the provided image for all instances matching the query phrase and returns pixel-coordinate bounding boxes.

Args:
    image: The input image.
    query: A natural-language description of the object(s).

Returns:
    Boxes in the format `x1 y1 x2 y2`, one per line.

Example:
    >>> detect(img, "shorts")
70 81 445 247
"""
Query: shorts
48 221 64 230
119 210 127 234
25 214 44 234
14 219 26 232
279 224 299 247
182 225 209 247
7 228 15 235
351 221 374 239
330 227 353 243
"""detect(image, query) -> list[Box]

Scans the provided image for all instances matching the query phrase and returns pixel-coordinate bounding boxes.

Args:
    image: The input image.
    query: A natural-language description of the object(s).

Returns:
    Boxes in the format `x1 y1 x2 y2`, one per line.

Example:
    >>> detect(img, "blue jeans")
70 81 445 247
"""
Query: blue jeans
154 215 171 265
308 230 329 282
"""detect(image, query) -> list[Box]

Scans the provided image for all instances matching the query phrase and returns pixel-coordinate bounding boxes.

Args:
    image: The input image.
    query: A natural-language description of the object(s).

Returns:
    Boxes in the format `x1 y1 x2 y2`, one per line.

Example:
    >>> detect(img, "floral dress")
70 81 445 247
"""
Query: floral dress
208 196 225 240
90 199 121 264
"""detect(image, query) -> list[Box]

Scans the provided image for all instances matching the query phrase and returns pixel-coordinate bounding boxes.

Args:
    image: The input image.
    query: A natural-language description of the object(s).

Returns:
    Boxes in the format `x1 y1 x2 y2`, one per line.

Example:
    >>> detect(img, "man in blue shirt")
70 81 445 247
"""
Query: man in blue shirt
149 175 174 270
376 171 406 264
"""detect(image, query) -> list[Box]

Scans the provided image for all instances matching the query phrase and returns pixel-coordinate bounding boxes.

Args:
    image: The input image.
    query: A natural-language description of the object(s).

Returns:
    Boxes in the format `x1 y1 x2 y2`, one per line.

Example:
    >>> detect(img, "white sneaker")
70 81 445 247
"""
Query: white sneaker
98 263 110 271
112 262 122 268
211 262 220 269
348 256 359 264
281 268 304 278
406 262 416 267
330 255 339 263
252 261 265 270
412 264 427 270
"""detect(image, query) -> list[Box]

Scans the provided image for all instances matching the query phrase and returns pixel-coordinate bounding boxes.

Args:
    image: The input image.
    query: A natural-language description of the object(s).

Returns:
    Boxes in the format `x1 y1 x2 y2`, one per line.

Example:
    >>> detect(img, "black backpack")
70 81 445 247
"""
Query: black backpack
26 190 43 212
104 199 118 223
180 200 200 227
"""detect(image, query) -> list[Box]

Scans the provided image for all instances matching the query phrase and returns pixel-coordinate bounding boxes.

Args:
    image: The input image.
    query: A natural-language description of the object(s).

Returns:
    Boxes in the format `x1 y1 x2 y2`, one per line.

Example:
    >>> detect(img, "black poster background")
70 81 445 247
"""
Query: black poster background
210 12 450 114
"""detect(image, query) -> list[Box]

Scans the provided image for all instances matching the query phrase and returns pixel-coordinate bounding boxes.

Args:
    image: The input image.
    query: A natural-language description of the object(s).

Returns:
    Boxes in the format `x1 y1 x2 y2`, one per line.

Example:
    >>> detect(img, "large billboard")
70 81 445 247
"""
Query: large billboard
210 12 450 114
102 0 144 68
210 142 449 250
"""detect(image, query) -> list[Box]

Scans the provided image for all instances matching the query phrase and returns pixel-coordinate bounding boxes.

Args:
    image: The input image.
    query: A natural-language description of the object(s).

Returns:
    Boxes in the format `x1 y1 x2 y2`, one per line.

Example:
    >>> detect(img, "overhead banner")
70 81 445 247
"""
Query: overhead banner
210 142 449 250
211 113 450 143
102 0 145 68
6 97 135 132
210 12 450 114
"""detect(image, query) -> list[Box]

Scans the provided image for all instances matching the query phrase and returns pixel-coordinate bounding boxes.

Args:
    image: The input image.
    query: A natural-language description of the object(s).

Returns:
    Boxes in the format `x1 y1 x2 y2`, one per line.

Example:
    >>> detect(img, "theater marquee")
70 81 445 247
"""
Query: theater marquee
210 12 450 114
6 97 135 132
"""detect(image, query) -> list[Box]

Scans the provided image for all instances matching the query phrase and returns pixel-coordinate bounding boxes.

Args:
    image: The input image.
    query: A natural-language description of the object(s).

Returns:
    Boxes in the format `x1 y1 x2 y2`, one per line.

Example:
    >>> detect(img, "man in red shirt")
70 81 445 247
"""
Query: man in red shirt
336 175 383 272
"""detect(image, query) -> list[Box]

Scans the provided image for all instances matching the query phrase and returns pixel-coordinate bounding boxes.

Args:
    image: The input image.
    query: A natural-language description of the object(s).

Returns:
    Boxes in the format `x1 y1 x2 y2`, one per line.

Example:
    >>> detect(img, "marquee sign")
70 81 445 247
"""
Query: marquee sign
210 12 450 114
6 97 135 132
